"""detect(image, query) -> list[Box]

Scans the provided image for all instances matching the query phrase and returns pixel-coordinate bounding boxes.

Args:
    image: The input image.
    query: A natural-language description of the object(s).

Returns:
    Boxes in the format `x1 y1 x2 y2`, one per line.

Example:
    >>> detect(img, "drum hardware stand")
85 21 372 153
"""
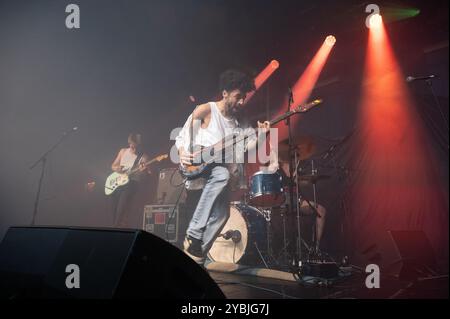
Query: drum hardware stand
295 163 320 261
293 152 326 262
254 241 270 269
261 208 284 269
425 78 449 138
320 135 356 262
284 87 303 271
282 207 290 266
262 203 292 270
310 159 320 257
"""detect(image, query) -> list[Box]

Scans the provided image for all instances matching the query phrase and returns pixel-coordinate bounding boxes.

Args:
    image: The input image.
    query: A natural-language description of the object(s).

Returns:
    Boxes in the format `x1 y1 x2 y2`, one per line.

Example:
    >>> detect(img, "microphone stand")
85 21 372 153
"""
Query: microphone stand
285 88 302 269
29 127 77 226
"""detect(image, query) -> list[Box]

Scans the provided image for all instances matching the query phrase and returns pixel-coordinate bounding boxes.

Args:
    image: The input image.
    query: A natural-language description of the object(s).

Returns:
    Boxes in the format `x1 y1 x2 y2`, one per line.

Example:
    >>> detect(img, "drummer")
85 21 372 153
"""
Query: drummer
266 150 327 255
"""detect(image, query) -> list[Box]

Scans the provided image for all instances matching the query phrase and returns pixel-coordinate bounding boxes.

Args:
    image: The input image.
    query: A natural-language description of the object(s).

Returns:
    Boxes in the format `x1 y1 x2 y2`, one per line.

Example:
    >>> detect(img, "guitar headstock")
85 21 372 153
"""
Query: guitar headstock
293 99 323 113
155 154 168 162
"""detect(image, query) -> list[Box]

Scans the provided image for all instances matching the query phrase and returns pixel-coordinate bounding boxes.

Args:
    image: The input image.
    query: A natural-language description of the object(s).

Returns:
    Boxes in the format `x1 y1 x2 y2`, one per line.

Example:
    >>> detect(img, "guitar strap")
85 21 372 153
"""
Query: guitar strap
131 152 144 171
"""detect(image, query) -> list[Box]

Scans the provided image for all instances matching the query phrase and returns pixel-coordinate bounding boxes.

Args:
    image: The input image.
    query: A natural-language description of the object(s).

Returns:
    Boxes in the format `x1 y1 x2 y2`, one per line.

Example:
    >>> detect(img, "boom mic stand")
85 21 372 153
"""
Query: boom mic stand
29 126 78 226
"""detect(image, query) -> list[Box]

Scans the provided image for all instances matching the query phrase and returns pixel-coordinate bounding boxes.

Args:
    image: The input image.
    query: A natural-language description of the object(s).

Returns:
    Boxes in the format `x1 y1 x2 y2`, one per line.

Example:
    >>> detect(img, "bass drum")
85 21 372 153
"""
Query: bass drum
208 203 267 266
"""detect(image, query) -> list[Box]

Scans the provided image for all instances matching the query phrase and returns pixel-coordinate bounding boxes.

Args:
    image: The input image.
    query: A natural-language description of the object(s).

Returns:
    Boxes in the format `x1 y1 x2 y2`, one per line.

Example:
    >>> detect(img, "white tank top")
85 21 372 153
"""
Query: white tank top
193 102 239 147
120 148 138 171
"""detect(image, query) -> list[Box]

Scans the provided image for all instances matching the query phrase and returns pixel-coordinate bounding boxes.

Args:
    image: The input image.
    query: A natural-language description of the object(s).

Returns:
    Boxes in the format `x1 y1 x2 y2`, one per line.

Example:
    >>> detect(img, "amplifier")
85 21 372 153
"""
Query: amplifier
156 168 186 205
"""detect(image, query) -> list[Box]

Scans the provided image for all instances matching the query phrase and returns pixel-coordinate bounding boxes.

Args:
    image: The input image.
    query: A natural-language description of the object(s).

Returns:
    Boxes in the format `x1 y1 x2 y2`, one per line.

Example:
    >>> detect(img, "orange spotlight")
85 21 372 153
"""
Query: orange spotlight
244 59 280 104
369 13 383 29
325 35 336 47
273 36 335 140
349 15 448 256
270 59 280 70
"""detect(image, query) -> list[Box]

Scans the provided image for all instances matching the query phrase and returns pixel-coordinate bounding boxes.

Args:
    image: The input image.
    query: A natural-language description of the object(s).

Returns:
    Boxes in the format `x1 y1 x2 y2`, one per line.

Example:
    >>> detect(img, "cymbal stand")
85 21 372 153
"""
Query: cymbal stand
294 151 309 263
261 208 278 268
296 161 319 261
310 159 320 258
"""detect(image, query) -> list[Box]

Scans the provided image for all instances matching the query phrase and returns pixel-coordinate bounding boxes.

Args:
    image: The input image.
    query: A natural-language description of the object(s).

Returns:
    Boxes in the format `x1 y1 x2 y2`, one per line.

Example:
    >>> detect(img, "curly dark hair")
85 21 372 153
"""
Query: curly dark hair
219 69 256 94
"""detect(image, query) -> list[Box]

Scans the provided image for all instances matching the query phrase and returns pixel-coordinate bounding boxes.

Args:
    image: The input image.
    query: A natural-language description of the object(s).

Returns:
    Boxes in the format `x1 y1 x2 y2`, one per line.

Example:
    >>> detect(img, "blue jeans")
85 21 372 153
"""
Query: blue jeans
186 165 230 255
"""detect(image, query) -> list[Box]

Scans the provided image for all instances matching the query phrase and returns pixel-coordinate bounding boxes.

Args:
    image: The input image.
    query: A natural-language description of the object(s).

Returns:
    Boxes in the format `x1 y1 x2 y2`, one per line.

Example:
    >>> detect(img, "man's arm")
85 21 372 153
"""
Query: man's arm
111 149 125 173
246 121 271 152
137 154 152 175
177 103 211 165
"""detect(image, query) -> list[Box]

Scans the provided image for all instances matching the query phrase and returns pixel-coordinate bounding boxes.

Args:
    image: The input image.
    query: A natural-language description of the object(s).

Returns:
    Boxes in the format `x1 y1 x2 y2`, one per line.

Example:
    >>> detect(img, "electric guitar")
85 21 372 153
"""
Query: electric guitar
179 99 322 180
105 154 168 195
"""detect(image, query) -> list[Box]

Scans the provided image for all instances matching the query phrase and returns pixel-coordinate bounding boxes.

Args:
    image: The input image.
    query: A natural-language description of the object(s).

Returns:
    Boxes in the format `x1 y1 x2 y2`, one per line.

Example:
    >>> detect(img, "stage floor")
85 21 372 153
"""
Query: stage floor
208 269 449 299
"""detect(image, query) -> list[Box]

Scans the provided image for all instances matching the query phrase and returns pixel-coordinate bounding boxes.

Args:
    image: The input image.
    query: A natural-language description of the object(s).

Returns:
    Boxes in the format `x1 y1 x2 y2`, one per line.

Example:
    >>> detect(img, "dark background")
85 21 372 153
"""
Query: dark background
0 0 448 260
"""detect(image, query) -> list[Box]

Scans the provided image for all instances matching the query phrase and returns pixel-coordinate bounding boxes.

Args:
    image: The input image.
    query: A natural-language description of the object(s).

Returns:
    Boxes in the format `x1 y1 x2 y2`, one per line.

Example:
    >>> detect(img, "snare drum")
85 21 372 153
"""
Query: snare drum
248 170 285 207
208 203 267 266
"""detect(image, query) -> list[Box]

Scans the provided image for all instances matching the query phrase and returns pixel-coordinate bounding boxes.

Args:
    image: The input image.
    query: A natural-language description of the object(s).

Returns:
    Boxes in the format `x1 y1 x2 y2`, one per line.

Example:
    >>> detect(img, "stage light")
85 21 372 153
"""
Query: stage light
270 60 280 70
369 14 383 29
350 14 448 258
244 59 280 104
271 36 335 142
325 35 336 47
384 6 420 22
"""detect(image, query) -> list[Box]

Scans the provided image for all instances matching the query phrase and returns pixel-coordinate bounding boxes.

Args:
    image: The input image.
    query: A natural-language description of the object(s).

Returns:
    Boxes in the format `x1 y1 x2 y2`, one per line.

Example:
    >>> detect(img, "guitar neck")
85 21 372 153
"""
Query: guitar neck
269 110 297 126
202 109 297 163
128 157 164 175
269 100 321 126
200 100 321 162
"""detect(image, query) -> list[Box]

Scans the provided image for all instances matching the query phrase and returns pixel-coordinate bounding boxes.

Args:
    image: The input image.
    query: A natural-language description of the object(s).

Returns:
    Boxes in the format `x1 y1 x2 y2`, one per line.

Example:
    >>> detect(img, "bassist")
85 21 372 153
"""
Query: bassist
175 69 270 266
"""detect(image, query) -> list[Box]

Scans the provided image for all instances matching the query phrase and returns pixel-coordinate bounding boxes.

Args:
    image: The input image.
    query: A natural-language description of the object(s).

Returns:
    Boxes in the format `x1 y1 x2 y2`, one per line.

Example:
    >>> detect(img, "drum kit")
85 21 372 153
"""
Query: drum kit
208 135 332 270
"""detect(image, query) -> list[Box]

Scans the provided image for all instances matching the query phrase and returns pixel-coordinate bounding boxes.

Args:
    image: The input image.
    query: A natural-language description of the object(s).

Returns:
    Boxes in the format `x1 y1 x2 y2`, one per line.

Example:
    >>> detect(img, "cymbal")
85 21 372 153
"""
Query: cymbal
278 136 316 161
298 174 331 184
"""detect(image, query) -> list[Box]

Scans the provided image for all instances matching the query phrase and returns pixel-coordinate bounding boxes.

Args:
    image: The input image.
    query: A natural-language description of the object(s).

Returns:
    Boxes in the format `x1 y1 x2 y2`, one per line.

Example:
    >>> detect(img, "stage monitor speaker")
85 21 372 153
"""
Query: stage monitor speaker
358 230 438 280
0 226 225 299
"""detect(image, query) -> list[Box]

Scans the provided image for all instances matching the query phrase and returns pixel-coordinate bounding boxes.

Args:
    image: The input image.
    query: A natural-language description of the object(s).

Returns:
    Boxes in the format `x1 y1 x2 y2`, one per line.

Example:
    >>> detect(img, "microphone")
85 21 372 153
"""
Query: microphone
231 230 242 243
63 126 78 136
220 230 242 243
406 75 436 82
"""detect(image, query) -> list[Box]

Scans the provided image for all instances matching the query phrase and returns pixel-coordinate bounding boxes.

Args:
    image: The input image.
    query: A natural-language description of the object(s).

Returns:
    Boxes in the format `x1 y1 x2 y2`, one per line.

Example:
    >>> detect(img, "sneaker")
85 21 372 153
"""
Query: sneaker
183 236 205 265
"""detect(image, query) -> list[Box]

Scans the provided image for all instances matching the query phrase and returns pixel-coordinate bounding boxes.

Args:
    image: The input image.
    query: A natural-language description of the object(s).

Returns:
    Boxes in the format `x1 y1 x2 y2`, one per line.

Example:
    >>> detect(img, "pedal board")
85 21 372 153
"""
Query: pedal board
301 261 340 279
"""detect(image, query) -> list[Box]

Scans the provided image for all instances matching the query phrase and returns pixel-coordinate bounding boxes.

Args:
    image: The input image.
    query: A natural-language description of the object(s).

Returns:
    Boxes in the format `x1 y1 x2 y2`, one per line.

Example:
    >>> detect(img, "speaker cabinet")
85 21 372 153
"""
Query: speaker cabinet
0 226 224 299
357 230 438 280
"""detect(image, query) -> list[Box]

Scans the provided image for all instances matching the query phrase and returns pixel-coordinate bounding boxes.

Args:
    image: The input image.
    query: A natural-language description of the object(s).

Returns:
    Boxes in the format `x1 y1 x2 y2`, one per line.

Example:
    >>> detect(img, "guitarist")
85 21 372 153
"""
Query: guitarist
175 69 270 266
110 133 151 228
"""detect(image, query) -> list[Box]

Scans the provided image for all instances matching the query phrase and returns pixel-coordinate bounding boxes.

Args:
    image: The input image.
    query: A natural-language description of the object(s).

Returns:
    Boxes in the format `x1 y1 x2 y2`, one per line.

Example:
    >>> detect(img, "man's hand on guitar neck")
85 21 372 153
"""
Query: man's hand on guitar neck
257 121 271 135
246 121 271 152
179 147 204 166
179 147 194 166
137 162 152 174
